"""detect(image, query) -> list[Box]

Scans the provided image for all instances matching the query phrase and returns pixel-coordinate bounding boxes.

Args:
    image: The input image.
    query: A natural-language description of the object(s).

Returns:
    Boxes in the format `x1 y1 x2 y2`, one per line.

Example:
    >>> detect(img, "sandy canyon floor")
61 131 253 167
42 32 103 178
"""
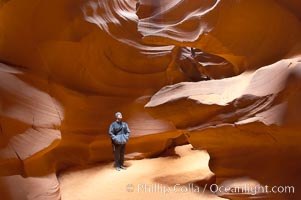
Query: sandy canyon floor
58 144 225 200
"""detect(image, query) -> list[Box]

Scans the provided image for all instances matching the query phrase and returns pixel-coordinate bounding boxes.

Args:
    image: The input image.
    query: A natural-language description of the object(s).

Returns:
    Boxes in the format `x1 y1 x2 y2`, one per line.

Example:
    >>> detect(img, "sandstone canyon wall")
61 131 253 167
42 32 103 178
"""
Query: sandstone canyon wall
1 0 301 199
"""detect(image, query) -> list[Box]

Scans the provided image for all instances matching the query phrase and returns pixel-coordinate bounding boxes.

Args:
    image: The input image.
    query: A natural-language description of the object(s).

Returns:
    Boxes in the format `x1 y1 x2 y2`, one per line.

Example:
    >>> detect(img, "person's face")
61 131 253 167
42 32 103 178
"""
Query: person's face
116 114 122 121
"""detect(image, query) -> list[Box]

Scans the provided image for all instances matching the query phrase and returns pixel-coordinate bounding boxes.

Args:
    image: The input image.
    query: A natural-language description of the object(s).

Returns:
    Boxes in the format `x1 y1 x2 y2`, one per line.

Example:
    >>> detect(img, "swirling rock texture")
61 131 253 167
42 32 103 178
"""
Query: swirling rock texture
0 0 301 199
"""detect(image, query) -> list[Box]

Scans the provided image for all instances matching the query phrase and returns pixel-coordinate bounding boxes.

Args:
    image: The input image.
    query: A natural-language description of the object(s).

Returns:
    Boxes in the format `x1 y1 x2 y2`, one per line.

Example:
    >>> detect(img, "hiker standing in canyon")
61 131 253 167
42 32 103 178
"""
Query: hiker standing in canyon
109 112 130 171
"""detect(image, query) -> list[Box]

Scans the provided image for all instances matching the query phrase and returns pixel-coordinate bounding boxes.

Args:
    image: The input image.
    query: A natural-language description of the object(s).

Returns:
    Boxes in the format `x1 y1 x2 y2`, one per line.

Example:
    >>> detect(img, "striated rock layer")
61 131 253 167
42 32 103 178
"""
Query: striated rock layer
1 0 301 199
146 58 301 199
138 0 301 74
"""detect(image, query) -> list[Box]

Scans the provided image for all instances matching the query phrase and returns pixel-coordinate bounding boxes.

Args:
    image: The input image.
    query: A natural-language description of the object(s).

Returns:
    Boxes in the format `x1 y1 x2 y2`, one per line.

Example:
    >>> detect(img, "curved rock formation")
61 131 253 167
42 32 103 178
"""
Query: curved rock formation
0 64 63 199
0 0 186 199
146 58 301 199
1 0 301 199
138 0 301 73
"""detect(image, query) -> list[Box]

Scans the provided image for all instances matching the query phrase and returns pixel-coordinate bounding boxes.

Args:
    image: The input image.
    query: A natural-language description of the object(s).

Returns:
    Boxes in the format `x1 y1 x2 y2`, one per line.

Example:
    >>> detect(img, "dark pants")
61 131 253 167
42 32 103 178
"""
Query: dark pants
112 141 126 167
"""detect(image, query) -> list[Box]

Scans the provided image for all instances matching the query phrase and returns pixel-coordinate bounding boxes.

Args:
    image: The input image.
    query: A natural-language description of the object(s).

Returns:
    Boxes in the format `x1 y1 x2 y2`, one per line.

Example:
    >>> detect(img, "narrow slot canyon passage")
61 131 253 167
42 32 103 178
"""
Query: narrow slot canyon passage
1 0 301 199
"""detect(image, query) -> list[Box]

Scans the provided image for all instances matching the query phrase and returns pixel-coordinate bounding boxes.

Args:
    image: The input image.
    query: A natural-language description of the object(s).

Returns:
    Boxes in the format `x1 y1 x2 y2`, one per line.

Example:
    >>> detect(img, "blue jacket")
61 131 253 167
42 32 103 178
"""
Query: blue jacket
109 121 130 144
